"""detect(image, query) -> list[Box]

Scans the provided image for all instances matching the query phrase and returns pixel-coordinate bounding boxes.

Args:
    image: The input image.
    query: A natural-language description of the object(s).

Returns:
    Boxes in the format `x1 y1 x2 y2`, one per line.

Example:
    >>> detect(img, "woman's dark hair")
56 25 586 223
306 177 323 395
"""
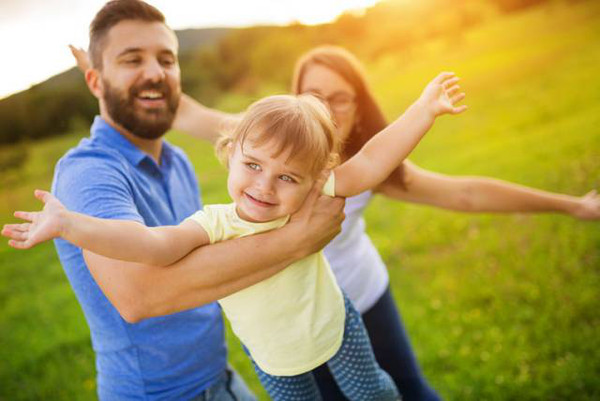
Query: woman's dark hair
292 46 405 187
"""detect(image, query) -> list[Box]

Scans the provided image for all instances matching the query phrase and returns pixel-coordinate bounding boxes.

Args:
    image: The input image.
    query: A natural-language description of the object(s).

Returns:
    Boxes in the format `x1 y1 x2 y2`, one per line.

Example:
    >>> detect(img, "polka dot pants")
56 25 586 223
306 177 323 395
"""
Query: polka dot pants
250 294 400 401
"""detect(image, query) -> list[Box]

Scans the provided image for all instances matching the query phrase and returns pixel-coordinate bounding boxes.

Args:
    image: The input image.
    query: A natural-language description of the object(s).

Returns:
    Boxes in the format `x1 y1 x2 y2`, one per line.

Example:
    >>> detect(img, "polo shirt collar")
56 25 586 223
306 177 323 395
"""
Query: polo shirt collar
90 116 174 169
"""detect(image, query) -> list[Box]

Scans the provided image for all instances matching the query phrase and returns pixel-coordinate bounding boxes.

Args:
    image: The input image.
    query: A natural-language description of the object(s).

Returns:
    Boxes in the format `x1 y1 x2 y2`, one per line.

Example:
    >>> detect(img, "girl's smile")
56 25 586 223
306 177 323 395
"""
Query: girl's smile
227 138 314 223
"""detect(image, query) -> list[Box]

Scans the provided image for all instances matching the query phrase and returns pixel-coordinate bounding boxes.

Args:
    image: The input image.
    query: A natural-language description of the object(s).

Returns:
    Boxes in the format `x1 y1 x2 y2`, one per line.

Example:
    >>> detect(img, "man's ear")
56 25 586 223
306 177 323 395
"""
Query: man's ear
85 68 103 99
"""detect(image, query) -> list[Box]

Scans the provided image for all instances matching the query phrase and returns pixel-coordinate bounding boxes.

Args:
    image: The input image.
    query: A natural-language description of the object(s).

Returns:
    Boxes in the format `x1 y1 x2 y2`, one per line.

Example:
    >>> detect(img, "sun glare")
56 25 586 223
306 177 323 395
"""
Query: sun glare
159 0 381 28
0 0 380 99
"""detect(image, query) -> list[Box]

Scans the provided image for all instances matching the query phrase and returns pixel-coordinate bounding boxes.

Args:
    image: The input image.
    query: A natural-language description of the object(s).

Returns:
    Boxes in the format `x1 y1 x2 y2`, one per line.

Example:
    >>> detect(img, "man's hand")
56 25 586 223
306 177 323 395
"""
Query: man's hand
2 190 67 249
287 172 345 257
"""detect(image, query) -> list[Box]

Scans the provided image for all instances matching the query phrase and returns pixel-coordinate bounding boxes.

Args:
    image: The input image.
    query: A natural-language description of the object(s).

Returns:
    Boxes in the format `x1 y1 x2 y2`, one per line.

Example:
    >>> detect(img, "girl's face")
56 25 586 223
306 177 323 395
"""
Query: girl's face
299 64 358 149
227 138 315 223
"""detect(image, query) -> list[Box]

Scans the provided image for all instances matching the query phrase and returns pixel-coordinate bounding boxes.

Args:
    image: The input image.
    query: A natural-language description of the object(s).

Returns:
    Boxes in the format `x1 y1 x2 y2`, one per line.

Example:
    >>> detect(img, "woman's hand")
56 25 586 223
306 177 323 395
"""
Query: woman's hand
570 190 600 220
69 45 90 72
418 72 467 117
1 190 67 249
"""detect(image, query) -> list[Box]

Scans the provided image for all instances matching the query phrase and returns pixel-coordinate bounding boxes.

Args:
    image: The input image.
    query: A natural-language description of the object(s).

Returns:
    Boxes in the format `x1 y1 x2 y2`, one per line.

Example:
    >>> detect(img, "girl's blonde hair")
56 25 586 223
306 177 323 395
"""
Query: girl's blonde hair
216 94 340 177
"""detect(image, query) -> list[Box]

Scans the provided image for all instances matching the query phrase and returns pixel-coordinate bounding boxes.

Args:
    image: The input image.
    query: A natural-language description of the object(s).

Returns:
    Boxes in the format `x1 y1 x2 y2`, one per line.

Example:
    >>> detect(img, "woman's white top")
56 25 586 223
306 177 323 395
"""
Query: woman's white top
324 191 389 313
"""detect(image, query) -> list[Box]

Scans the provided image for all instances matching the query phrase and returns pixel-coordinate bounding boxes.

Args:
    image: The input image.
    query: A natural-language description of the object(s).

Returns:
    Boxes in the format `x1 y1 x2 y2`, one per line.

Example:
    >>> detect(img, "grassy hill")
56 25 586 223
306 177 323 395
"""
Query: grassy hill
0 1 598 400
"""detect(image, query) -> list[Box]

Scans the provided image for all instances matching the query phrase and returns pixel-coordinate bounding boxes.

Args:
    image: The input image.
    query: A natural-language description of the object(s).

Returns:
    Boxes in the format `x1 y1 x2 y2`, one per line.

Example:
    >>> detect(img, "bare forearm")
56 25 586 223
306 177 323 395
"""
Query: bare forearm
378 163 594 218
460 177 581 213
61 212 186 266
336 101 434 196
86 188 345 322
136 256 291 319
86 224 307 321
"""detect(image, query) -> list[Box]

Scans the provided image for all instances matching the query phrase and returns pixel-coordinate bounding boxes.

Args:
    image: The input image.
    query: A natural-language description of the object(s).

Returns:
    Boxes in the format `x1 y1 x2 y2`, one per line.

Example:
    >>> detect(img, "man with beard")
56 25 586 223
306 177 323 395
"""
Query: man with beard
51 1 344 400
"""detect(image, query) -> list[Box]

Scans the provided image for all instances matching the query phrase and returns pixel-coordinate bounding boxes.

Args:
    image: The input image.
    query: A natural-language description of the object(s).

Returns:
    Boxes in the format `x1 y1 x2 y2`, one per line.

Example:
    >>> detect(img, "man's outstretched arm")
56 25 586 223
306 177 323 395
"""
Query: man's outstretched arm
83 180 345 323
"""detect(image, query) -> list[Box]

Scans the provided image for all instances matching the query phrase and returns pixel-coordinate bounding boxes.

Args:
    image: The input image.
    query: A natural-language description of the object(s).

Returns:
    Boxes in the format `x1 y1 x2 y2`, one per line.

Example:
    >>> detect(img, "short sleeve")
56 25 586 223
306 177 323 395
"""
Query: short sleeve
322 171 336 197
186 209 217 244
52 152 143 223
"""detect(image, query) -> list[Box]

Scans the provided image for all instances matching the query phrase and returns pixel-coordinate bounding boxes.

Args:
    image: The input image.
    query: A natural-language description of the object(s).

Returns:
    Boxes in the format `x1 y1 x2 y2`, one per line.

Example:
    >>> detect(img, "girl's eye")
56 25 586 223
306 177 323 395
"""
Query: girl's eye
280 175 296 183
246 163 260 171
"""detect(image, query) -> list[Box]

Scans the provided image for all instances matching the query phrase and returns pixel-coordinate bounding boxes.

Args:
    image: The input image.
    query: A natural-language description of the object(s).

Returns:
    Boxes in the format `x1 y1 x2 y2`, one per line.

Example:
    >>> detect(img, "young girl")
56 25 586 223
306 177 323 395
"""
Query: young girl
3 73 466 400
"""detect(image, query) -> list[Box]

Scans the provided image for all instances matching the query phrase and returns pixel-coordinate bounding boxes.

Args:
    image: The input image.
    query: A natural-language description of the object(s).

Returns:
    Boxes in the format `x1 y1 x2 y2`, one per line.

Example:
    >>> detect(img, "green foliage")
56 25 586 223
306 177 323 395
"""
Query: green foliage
0 1 599 400
0 0 515 146
0 69 97 144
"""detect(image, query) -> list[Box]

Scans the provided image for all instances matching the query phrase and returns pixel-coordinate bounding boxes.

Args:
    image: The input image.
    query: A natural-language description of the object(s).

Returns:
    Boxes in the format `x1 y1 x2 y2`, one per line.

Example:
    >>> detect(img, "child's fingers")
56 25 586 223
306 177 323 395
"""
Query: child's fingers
433 72 455 85
2 223 30 233
451 105 468 115
14 211 34 221
442 76 460 89
8 239 31 250
446 85 460 95
1 226 13 239
2 228 28 241
1 227 18 240
450 92 466 105
34 189 52 203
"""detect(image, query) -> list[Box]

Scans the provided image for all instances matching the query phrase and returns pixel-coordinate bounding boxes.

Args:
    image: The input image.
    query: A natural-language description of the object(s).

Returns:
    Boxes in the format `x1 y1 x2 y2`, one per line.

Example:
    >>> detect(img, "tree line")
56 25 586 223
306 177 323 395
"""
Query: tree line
0 0 552 147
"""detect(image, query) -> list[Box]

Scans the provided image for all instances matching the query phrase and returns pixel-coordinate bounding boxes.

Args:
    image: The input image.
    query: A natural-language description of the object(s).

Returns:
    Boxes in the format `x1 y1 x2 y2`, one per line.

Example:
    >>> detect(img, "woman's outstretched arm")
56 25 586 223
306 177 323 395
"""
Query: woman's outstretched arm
173 94 241 144
377 161 600 220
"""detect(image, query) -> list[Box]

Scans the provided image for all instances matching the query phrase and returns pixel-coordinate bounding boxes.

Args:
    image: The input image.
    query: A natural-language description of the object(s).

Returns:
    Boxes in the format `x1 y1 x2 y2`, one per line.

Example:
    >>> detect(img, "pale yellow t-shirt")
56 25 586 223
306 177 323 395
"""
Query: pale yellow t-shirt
187 174 345 376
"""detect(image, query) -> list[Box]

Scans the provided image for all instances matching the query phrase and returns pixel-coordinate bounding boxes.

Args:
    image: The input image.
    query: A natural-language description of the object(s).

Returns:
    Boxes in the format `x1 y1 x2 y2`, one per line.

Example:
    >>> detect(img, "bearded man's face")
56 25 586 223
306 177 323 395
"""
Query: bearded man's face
102 77 179 139
98 20 181 139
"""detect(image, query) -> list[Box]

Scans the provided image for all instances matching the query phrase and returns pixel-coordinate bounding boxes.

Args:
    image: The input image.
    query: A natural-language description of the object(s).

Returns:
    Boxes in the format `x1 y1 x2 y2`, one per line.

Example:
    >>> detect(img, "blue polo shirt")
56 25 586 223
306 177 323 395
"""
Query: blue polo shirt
52 116 227 400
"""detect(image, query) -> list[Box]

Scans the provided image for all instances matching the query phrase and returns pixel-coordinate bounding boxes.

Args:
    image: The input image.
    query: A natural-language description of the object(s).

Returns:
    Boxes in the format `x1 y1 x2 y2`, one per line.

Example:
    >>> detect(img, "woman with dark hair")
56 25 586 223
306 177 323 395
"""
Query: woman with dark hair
71 45 599 400
290 47 440 400
288 46 599 400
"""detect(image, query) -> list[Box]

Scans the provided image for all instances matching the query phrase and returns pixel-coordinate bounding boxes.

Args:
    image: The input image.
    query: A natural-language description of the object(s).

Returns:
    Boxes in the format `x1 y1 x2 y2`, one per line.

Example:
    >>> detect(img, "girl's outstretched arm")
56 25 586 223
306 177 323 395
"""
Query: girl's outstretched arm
377 161 600 220
83 176 345 323
334 72 467 198
1 190 209 266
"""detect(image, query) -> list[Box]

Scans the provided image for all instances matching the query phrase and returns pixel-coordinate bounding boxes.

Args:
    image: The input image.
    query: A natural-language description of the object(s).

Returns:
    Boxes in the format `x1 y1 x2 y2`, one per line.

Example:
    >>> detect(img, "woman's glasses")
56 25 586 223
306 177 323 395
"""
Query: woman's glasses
306 91 356 113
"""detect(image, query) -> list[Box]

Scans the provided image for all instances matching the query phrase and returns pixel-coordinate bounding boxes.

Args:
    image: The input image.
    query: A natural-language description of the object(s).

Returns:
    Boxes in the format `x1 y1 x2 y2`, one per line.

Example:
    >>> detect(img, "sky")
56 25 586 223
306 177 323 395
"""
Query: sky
0 0 379 99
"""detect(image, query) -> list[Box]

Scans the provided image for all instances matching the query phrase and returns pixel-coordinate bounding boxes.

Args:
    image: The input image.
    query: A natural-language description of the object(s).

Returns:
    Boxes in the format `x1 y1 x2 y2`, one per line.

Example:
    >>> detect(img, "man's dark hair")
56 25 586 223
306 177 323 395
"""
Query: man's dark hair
89 0 166 69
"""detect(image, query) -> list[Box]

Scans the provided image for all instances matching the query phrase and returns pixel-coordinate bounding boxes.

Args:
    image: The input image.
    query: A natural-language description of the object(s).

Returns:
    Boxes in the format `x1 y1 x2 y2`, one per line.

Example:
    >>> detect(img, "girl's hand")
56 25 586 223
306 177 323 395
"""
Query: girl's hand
418 72 467 117
69 45 90 72
1 190 67 249
571 190 600 220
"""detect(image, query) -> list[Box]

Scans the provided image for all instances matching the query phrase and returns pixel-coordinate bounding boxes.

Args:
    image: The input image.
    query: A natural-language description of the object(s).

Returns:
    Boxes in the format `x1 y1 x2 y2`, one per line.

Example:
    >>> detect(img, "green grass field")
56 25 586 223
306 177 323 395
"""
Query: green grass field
1 2 599 400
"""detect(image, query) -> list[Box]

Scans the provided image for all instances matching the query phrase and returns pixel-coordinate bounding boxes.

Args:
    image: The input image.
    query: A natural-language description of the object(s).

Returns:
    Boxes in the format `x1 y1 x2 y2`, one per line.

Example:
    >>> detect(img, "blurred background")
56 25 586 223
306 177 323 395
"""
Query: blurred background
0 0 599 399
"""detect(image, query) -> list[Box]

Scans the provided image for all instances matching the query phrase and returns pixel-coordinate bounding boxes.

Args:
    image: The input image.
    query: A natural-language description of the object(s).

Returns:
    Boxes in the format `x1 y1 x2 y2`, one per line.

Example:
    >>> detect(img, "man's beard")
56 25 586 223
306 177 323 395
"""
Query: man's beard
102 78 180 140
